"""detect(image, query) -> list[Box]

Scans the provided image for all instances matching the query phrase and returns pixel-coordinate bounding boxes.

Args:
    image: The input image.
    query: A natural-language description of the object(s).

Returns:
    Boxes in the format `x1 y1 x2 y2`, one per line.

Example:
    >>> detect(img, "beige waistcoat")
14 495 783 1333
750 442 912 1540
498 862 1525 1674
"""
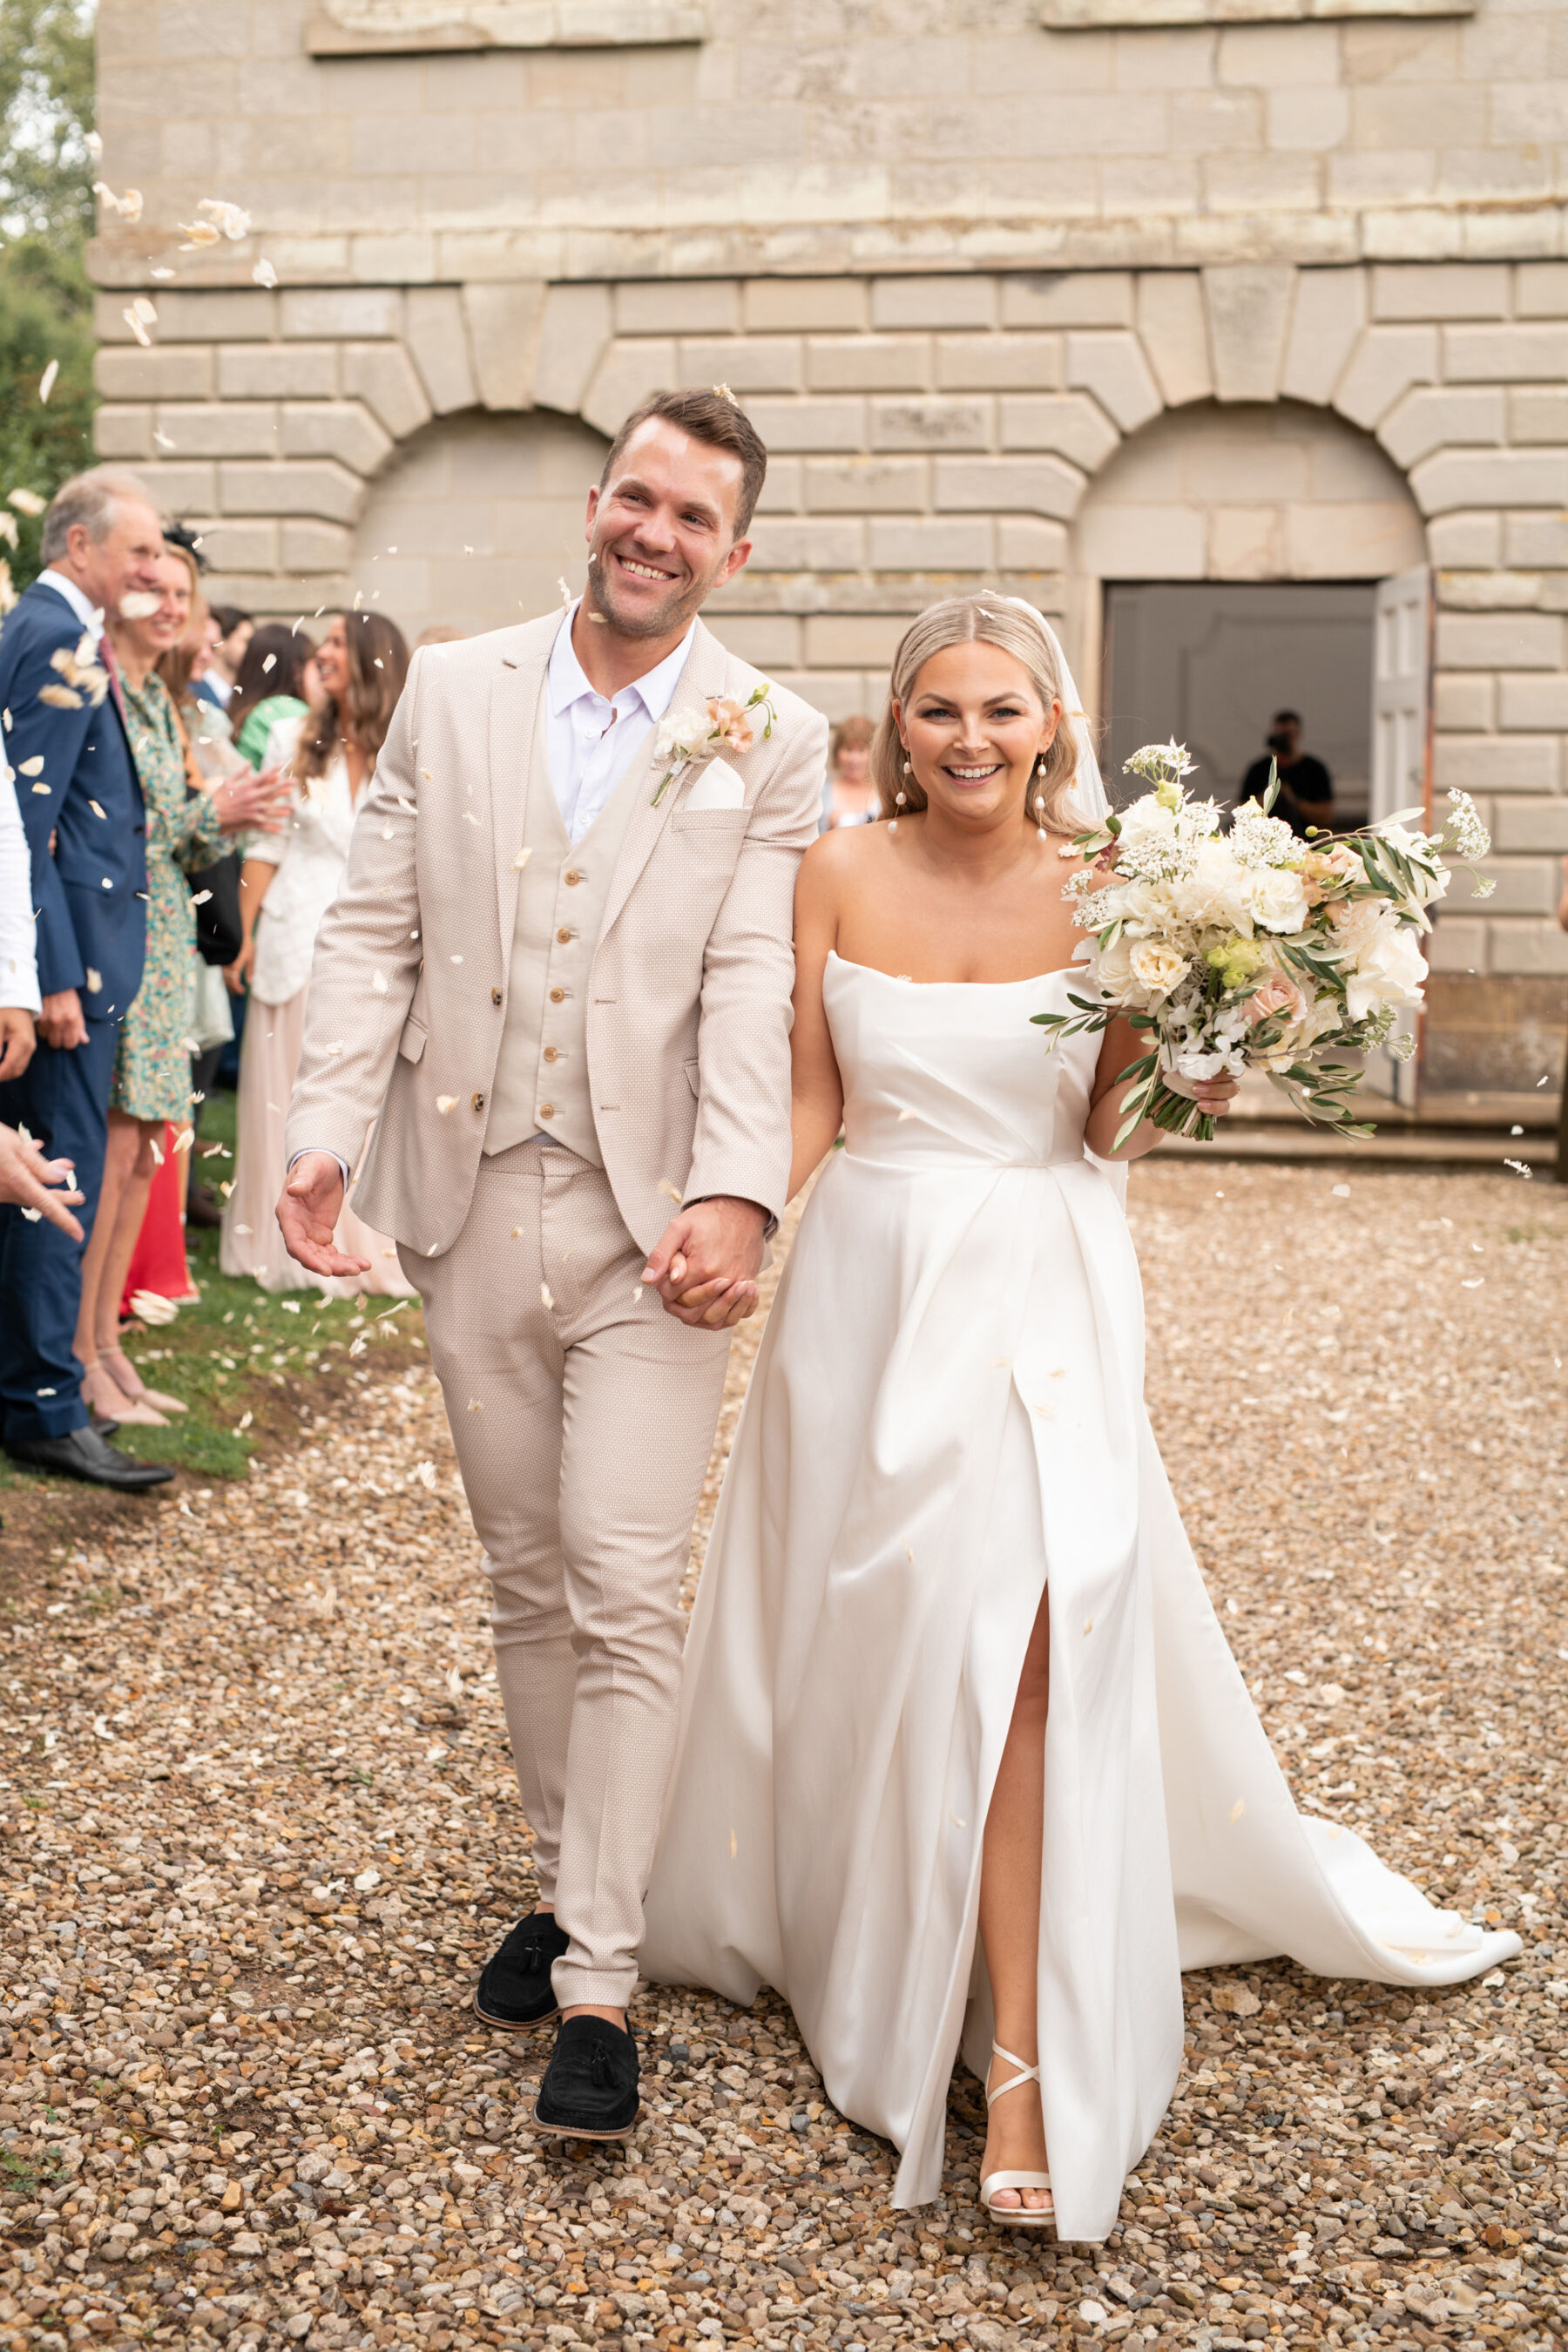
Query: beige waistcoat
483 697 646 1162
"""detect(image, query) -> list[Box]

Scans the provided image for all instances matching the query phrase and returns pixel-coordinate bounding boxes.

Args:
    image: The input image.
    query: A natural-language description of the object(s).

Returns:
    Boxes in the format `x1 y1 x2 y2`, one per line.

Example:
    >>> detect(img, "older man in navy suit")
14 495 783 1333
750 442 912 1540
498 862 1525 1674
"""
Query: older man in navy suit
0 467 175 1489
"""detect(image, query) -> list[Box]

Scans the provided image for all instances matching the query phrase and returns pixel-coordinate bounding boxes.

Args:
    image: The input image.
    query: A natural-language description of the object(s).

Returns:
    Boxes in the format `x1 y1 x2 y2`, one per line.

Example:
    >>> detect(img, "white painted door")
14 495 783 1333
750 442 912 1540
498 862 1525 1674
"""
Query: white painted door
1369 564 1432 1103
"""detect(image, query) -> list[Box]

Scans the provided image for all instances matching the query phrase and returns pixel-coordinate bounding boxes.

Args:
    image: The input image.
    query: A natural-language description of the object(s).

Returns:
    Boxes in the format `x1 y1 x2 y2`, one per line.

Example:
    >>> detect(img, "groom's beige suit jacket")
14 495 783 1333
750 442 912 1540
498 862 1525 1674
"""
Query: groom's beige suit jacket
283 610 828 1257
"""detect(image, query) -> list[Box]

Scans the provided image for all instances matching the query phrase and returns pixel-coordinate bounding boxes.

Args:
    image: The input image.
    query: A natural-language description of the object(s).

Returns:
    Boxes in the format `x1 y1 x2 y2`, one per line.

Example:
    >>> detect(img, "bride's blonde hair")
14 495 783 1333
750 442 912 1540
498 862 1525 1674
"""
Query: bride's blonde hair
871 592 1086 831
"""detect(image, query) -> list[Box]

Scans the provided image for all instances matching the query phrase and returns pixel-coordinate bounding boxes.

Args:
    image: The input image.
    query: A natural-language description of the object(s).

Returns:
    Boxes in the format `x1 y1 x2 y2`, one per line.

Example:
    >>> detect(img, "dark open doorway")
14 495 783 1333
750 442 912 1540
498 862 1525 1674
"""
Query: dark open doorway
1101 582 1377 825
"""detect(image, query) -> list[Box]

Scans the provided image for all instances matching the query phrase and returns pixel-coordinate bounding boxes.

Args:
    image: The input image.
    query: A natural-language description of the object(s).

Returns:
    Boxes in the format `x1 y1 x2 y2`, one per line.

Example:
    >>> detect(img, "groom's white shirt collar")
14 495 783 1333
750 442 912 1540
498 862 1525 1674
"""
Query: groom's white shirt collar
546 598 698 848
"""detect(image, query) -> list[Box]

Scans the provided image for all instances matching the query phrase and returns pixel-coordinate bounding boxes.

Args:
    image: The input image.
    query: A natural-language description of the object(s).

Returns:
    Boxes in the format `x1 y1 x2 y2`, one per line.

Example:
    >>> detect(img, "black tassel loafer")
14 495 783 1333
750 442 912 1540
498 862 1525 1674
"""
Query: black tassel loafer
471 1909 569 2031
533 2014 641 2141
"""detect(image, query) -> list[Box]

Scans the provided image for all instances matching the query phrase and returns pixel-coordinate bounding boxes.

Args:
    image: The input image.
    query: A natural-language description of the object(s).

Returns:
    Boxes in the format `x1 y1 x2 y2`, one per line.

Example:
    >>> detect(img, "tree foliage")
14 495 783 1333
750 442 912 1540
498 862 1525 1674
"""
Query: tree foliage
1 0 96 252
1 1 97 595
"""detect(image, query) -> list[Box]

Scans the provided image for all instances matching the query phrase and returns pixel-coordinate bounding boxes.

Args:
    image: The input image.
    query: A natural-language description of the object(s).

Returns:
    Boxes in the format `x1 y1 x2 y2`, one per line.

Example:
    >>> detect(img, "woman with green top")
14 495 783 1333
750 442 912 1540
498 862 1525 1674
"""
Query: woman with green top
226 622 315 770
71 542 286 1429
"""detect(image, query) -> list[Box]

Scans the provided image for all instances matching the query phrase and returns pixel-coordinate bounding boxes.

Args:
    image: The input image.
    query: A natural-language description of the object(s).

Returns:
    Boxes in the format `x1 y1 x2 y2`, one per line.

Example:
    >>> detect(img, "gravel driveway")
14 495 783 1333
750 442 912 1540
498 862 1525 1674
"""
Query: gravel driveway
2 1161 1565 2352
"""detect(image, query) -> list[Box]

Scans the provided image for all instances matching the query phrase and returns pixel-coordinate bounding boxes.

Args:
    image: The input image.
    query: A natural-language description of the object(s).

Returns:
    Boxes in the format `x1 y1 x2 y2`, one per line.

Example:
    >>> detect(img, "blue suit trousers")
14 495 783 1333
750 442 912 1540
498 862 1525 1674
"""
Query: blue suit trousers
0 1021 121 1444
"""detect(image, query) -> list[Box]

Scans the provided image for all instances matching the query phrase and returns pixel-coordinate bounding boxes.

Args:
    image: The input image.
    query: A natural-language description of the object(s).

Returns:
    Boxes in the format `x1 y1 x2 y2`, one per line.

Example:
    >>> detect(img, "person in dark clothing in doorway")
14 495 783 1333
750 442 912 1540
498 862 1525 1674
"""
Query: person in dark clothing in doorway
1240 709 1334 835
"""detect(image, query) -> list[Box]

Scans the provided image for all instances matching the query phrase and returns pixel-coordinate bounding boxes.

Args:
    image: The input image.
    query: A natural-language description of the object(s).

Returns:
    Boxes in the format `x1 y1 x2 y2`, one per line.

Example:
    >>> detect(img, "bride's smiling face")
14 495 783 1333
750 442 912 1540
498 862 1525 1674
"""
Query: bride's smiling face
896 642 1060 829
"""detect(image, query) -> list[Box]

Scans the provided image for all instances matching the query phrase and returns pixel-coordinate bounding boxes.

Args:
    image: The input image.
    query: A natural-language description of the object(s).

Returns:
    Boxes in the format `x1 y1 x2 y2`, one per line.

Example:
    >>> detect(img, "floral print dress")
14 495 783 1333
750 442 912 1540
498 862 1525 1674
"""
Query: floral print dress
112 671 226 1124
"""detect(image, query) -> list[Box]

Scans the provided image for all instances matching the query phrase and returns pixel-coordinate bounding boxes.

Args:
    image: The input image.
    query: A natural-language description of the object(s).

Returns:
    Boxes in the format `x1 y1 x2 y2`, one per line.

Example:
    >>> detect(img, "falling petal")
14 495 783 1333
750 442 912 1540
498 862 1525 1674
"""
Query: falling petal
1230 1799 1247 1823
38 360 58 404
371 970 388 993
658 1178 684 1205
1083 1617 1093 1634
436 1094 456 1114
17 755 43 775
8 489 44 517
118 590 159 619
84 968 102 993
129 1288 178 1325
540 1283 555 1312
37 684 83 708
197 196 253 240
253 258 278 288
122 307 152 348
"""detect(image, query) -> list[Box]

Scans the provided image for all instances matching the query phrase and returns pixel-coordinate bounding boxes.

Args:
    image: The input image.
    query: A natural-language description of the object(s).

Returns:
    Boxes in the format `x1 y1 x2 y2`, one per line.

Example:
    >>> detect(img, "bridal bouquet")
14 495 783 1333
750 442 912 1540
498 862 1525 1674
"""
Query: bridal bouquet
1034 742 1491 1146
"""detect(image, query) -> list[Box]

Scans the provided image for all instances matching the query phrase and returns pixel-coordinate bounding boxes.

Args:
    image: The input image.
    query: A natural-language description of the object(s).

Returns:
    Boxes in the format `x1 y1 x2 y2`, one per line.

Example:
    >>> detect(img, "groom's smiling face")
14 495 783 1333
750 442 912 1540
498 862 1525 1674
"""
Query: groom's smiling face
583 418 753 640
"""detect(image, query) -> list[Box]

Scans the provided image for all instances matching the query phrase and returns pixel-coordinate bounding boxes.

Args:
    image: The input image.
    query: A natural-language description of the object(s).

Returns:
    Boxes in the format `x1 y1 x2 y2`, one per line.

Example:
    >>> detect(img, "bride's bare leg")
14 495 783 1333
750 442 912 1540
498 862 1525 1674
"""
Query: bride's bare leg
977 1585 1052 2214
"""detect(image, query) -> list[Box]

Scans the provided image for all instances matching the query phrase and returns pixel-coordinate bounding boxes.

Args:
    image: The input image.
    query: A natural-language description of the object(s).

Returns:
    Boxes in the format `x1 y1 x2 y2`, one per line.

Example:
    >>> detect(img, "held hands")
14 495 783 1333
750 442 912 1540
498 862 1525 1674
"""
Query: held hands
37 989 87 1051
214 765 289 835
643 1195 767 1328
0 1124 84 1238
276 1149 371 1281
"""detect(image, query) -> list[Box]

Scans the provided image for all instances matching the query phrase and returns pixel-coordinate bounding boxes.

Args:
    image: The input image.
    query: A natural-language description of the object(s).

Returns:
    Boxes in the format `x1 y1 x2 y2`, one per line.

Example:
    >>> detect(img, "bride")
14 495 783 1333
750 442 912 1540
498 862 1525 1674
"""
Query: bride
639 593 1517 2242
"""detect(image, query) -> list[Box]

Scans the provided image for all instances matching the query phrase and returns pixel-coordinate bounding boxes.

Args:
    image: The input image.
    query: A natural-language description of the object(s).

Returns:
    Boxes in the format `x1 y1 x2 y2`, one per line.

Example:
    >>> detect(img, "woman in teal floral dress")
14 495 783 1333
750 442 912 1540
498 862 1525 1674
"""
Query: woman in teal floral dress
71 542 283 1428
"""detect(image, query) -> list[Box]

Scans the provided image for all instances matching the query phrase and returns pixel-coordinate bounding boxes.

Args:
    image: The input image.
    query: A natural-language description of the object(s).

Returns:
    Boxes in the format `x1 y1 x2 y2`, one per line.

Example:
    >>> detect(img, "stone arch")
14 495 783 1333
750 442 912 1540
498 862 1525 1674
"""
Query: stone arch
348 405 611 645
1067 401 1426 821
1071 398 1427 587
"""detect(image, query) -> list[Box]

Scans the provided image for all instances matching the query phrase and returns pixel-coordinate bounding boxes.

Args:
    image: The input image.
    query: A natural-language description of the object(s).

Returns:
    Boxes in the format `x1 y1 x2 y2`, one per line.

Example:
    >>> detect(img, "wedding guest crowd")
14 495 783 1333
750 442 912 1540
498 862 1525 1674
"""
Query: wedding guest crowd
220 612 413 1297
0 461 425 1485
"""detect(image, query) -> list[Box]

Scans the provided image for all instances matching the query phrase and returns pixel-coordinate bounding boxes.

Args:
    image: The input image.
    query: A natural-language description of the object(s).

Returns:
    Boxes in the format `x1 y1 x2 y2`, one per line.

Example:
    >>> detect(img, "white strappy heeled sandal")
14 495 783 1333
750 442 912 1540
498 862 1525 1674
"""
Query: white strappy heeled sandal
978 2040 1055 2229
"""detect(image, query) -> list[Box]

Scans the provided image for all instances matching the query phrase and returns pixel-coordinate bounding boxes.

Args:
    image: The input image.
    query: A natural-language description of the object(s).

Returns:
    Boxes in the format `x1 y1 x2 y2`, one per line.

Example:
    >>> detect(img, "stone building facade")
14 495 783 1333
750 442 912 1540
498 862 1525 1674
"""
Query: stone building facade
90 0 1568 1099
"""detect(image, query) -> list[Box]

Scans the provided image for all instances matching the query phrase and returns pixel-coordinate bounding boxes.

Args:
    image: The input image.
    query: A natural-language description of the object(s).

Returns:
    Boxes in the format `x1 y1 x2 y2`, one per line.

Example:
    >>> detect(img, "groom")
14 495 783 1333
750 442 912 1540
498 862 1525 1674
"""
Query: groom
279 389 826 2137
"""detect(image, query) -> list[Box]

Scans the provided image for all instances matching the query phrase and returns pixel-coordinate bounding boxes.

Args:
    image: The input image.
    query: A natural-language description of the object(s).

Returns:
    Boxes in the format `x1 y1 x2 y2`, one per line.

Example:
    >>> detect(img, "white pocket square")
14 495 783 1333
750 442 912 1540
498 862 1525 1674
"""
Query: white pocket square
683 758 746 812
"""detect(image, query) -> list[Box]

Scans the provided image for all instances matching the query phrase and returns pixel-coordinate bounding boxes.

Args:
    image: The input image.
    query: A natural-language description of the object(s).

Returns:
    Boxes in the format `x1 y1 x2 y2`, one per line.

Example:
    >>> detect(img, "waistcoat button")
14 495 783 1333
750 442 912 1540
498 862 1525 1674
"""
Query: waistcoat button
490 986 503 1006
564 869 581 886
549 986 565 1004
543 1046 559 1063
471 1092 485 1112
539 1104 555 1119
556 927 571 944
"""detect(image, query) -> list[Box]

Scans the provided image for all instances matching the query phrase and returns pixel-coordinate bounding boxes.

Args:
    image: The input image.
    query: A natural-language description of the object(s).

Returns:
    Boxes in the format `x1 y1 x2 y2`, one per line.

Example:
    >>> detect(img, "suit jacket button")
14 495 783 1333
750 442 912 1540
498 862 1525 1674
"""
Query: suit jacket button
556 927 571 944
539 1103 554 1119
549 987 565 1003
543 1045 558 1063
564 869 581 886
490 986 503 1006
472 1092 485 1112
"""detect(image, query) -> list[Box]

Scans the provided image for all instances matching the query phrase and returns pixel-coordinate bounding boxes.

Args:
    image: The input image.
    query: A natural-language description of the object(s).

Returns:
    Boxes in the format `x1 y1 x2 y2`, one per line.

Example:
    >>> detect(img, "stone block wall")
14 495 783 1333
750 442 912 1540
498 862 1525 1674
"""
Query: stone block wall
87 0 1568 1097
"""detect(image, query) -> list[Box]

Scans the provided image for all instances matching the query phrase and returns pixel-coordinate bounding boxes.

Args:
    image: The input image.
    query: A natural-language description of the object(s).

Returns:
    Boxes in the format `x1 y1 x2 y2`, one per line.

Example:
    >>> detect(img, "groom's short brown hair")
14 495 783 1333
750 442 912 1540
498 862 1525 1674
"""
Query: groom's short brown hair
600 389 767 540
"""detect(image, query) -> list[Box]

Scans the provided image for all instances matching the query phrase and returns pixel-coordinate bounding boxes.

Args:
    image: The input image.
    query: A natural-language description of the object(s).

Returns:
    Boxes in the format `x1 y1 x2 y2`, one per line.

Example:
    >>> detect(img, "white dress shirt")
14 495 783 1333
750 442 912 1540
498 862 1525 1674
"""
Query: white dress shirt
546 601 697 845
0 761 42 1013
36 567 105 642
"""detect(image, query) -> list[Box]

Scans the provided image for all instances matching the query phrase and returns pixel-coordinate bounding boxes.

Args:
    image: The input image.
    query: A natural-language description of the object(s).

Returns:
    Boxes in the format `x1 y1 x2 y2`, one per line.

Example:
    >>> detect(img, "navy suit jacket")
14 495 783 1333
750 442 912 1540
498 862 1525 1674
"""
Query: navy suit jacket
0 579 147 1022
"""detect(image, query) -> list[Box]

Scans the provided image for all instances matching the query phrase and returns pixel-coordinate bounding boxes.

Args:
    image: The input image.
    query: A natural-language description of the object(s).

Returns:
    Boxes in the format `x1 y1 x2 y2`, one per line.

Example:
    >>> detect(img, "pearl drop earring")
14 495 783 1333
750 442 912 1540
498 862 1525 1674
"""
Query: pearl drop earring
891 755 910 832
1034 754 1048 840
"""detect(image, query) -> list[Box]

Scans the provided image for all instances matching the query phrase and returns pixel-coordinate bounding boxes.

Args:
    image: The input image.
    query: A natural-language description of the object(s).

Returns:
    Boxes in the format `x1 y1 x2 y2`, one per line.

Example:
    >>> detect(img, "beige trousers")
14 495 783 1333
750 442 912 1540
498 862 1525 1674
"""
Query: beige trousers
402 1138 730 2009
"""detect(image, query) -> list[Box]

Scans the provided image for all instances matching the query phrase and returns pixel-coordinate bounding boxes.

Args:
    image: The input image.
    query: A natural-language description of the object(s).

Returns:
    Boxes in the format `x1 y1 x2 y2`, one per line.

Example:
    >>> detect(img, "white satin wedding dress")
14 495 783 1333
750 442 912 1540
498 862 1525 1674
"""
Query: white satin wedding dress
639 950 1518 2244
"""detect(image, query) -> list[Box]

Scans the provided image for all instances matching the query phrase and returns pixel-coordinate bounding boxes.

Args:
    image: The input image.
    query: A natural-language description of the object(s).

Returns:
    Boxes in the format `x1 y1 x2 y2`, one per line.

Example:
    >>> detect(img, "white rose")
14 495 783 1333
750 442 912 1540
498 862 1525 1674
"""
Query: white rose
1128 940 1188 997
1185 838 1255 935
1244 863 1310 934
1344 919 1427 1020
1115 798 1179 855
1092 929 1135 997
